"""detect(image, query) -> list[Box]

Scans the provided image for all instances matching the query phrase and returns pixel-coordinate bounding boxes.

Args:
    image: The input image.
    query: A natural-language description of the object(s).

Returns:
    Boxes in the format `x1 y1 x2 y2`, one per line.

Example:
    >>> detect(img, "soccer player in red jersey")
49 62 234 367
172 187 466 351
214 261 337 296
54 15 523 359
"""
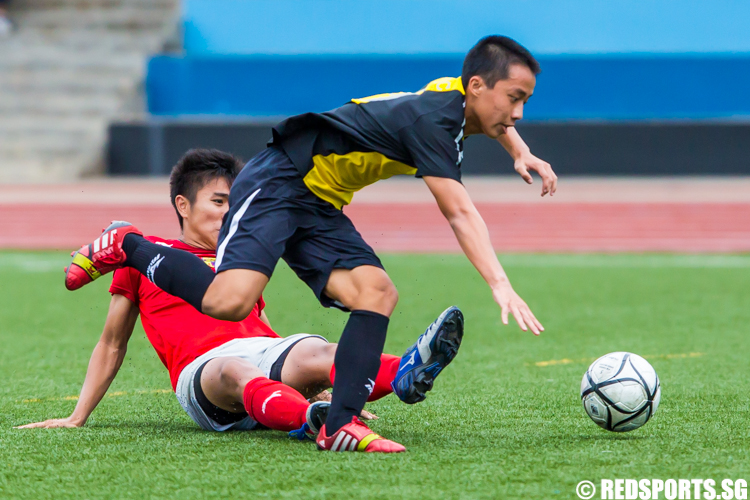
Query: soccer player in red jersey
19 150 463 450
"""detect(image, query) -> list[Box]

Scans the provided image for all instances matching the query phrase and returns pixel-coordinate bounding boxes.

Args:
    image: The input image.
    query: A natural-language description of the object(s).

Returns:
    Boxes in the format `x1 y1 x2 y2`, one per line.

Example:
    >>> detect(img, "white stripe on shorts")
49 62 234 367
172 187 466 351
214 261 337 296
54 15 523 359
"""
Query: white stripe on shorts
215 188 261 270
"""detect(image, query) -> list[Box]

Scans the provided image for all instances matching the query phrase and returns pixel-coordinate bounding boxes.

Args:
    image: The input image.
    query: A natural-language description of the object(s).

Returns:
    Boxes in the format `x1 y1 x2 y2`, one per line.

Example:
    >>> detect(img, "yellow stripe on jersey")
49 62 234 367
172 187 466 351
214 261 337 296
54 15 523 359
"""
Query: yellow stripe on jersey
304 76 463 208
351 92 413 104
303 151 417 209
351 77 464 104
420 76 465 94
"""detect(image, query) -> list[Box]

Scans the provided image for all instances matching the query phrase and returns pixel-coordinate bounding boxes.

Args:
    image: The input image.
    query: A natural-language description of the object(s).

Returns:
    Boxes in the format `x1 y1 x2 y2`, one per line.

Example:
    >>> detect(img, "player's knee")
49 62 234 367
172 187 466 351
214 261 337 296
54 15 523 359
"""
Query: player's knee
291 341 337 390
356 279 399 315
201 270 266 321
380 281 399 311
310 343 338 385
202 293 254 322
321 343 338 384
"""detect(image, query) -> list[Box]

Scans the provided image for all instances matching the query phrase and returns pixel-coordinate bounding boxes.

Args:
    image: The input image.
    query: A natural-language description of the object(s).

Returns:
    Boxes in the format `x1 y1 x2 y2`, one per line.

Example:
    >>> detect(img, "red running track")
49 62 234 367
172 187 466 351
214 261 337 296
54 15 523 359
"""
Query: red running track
2 202 749 253
346 203 750 253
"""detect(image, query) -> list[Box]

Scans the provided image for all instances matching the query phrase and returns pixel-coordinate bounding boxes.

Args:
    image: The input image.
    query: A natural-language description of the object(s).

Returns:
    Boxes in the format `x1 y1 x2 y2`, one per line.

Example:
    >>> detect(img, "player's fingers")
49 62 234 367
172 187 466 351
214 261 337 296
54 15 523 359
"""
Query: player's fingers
523 306 544 333
309 390 332 403
510 304 528 331
501 304 509 325
517 304 537 334
542 176 553 196
538 163 555 197
515 164 533 184
522 308 541 336
15 422 44 429
530 316 544 334
360 409 379 420
531 314 545 333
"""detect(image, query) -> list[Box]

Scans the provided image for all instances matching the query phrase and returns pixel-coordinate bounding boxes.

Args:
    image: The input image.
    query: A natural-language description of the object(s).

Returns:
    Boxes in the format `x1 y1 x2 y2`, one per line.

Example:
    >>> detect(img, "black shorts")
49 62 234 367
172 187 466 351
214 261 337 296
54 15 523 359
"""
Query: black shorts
215 146 383 309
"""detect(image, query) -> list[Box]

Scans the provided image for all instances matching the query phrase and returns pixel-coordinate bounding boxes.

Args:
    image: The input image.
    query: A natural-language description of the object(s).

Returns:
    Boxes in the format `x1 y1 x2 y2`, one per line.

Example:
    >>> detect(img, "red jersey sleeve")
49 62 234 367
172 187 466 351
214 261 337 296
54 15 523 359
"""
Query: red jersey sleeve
109 267 141 305
257 295 265 314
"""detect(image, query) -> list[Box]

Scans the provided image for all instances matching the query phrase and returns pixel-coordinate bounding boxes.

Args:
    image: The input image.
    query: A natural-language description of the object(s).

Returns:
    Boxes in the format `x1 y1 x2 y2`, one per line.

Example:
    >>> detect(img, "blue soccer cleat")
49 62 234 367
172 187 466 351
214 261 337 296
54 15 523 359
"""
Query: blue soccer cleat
391 306 464 404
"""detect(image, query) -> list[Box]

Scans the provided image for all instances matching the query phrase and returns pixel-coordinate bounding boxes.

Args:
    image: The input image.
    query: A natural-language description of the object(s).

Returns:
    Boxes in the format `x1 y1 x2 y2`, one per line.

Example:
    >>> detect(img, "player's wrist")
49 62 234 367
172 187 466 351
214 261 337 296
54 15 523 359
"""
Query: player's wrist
513 147 532 161
489 276 511 291
68 414 87 426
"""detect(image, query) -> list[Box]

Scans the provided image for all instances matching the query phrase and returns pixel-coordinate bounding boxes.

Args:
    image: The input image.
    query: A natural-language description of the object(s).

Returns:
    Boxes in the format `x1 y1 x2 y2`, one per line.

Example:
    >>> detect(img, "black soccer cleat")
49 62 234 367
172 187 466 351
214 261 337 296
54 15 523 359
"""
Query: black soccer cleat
305 400 330 435
289 400 331 441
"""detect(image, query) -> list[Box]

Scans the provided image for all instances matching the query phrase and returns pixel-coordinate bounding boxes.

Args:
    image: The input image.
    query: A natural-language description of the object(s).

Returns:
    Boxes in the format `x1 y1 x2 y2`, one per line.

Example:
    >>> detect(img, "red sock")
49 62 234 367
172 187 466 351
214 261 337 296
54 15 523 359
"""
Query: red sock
329 354 400 402
242 377 309 432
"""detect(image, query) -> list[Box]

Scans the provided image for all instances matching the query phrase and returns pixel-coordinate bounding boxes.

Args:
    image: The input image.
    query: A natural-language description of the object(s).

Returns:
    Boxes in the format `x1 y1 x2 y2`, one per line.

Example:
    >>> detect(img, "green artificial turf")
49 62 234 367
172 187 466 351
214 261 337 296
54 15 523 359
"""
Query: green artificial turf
1 252 749 499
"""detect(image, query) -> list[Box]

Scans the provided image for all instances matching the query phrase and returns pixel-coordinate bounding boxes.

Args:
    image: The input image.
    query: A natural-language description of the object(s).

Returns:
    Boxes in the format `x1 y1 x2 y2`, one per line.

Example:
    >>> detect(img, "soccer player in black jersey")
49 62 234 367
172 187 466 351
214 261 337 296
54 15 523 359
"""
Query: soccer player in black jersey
65 35 557 453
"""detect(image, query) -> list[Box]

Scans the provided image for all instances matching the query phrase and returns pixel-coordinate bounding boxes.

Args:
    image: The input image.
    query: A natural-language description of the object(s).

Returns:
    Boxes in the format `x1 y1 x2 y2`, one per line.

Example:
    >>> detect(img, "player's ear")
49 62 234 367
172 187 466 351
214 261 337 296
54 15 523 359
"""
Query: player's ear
467 75 486 97
175 194 191 220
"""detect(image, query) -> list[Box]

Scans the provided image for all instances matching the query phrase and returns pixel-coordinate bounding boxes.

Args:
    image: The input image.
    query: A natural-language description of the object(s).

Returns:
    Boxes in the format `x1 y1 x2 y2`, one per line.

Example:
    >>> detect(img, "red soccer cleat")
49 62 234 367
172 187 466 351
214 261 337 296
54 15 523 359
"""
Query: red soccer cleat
316 417 406 453
64 221 142 291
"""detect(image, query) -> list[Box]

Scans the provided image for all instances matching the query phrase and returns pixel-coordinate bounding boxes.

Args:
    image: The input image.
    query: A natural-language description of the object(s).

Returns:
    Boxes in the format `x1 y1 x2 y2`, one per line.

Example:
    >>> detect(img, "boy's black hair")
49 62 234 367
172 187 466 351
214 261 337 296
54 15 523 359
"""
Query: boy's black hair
462 35 541 90
169 149 243 229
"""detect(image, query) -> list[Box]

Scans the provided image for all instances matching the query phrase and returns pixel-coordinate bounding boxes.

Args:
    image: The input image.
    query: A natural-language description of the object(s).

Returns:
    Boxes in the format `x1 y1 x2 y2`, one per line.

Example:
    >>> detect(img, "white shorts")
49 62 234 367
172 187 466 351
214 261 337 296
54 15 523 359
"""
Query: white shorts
175 333 326 432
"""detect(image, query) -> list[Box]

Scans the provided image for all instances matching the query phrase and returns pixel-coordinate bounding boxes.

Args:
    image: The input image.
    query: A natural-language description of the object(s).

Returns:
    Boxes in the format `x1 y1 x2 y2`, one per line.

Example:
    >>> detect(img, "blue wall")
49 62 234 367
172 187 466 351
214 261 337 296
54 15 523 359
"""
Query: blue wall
184 0 750 55
147 1 750 119
147 55 750 119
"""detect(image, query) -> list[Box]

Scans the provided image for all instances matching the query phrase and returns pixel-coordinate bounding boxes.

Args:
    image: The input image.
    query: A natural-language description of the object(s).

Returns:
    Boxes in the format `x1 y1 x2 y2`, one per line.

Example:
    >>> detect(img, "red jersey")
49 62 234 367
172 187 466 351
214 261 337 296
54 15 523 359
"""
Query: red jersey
109 236 280 390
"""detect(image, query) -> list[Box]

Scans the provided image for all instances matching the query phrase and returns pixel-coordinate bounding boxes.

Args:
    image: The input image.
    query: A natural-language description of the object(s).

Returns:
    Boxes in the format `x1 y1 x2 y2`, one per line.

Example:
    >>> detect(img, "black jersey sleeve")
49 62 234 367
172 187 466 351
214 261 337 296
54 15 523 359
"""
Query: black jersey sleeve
398 114 463 182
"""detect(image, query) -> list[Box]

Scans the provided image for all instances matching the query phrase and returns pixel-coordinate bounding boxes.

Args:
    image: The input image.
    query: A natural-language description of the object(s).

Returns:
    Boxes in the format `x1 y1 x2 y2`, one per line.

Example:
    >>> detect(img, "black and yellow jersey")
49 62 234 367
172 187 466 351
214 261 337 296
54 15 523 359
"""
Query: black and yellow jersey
269 76 466 209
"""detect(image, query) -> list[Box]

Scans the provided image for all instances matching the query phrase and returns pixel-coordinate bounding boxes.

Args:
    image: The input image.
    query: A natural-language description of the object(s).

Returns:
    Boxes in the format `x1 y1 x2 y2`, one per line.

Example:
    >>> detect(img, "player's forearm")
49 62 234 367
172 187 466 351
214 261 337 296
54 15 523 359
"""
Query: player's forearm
447 207 510 289
69 340 127 425
497 126 530 160
68 294 138 425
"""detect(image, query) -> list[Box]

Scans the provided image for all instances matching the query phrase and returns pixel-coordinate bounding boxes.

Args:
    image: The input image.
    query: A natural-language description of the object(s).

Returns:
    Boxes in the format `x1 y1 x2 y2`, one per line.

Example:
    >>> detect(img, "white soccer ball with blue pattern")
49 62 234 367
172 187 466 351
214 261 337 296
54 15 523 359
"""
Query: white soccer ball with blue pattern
580 352 661 432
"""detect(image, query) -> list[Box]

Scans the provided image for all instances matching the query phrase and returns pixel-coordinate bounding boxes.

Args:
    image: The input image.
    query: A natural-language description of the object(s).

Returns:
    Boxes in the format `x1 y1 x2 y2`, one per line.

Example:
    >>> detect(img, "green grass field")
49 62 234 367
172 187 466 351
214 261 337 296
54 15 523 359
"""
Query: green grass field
1 252 749 499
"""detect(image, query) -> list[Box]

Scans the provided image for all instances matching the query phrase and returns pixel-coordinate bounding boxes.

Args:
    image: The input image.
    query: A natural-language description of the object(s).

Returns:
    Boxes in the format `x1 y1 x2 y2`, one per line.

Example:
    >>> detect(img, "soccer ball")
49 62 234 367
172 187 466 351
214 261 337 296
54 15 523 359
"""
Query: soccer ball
580 352 661 432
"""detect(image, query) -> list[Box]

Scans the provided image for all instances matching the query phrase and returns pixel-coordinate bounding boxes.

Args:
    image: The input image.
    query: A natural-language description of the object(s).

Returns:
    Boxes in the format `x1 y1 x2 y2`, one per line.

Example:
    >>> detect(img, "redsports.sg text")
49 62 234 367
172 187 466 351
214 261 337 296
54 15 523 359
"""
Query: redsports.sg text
594 479 747 500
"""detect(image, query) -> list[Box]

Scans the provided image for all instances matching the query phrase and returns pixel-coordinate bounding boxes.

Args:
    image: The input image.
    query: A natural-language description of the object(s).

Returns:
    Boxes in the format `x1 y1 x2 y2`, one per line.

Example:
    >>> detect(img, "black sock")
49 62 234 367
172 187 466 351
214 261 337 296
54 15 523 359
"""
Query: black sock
326 310 389 434
122 234 215 312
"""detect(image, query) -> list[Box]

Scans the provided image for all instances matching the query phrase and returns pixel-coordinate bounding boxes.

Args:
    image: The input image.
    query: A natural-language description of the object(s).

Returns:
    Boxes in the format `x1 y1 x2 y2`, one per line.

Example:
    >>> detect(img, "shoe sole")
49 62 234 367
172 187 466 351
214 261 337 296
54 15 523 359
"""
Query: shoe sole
401 307 464 404
64 221 135 290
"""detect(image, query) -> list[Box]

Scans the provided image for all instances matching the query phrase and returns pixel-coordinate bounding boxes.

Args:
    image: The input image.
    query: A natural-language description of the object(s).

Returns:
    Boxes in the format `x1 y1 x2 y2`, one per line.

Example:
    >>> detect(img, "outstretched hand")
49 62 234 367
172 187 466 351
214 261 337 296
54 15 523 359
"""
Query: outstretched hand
492 281 544 336
514 152 557 197
15 417 83 429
